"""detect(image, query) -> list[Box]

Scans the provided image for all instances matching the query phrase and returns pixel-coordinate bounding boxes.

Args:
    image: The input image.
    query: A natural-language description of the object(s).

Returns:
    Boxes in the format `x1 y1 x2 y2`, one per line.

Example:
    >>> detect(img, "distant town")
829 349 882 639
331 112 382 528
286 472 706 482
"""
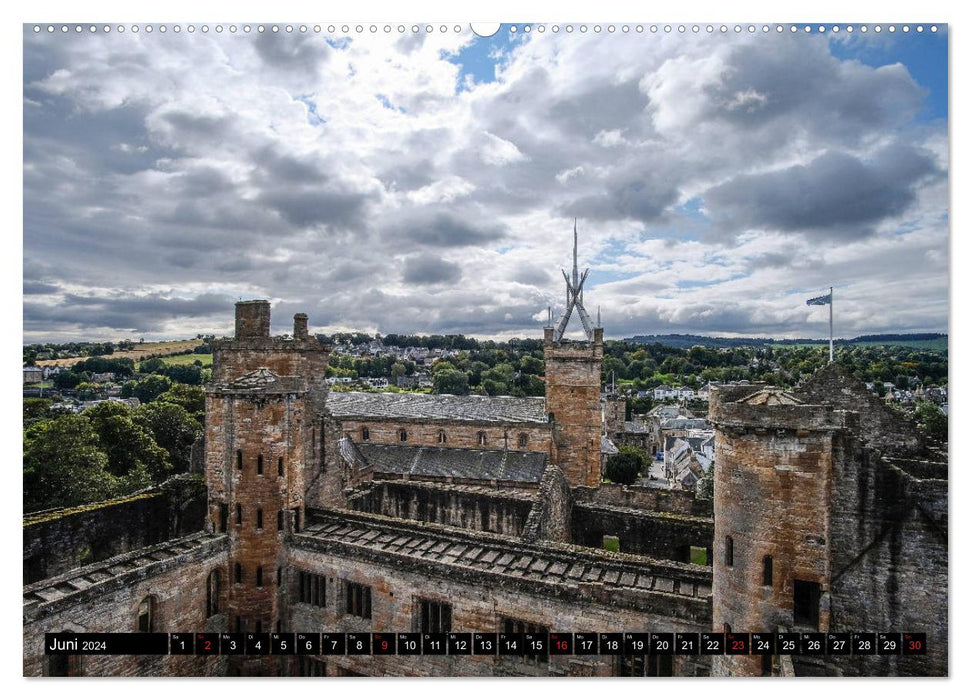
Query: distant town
23 330 947 507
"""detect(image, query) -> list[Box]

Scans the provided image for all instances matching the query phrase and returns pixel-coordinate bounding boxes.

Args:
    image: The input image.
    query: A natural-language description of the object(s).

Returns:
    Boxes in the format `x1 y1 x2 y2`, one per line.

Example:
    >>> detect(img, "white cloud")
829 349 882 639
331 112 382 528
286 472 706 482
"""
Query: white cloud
22 27 948 342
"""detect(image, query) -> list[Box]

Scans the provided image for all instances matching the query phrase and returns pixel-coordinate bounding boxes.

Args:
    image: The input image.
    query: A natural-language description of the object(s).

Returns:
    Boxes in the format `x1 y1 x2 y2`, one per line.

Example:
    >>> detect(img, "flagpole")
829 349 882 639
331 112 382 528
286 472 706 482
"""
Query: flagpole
829 286 834 363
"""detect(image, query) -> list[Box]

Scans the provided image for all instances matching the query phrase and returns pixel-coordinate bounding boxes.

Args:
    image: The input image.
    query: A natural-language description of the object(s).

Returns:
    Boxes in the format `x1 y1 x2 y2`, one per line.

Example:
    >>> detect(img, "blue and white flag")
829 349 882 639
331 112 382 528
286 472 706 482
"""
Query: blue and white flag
806 293 832 306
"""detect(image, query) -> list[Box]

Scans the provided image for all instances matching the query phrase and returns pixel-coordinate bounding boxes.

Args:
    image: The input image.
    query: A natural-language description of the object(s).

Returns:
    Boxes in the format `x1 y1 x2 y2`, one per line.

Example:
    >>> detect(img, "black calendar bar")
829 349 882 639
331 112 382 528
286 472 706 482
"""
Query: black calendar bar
42 631 927 656
44 633 169 655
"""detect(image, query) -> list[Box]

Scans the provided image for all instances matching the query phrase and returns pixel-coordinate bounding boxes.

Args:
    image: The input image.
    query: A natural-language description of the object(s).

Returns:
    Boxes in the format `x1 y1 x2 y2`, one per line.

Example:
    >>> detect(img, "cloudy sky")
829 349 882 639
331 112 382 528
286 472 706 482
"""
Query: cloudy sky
22 23 948 342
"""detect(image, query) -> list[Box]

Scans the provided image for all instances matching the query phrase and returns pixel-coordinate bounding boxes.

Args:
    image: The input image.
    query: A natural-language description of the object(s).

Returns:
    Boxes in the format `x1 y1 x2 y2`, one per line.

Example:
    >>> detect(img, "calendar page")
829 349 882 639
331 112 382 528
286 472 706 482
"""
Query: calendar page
21 6 949 684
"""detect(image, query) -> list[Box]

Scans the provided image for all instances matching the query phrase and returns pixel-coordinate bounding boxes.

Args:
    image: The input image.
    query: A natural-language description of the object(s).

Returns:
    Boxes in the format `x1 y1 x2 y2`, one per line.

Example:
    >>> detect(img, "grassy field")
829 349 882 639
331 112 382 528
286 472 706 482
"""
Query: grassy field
155 353 213 367
35 340 201 368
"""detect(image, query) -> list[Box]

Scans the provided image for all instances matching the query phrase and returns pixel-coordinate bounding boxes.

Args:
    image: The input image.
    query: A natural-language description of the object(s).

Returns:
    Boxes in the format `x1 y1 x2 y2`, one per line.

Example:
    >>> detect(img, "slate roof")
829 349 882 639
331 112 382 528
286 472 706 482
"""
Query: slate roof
325 391 548 425
353 442 547 482
299 509 712 601
623 420 649 434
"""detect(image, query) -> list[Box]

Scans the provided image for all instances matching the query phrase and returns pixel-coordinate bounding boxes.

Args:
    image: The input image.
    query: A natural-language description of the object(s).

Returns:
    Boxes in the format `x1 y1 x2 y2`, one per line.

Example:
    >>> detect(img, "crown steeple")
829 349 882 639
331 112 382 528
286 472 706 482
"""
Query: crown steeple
553 220 596 341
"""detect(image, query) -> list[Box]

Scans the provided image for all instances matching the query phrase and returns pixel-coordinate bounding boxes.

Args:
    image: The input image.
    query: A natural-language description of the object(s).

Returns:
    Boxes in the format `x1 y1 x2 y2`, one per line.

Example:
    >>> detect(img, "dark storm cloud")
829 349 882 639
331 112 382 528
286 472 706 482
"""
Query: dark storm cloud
390 210 508 247
253 31 331 77
401 256 463 285
25 292 237 333
705 144 940 238
258 188 370 229
23 281 61 295
562 174 680 224
702 38 924 141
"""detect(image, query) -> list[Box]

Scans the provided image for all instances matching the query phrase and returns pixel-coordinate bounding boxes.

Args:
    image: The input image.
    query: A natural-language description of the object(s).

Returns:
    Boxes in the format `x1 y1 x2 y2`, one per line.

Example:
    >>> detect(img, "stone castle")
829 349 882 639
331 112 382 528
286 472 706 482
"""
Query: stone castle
23 242 947 677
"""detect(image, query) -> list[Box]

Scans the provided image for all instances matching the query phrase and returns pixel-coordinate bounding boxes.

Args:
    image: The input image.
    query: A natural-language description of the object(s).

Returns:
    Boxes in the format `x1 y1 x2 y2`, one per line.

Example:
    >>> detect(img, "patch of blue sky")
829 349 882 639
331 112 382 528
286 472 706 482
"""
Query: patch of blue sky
676 197 710 222
325 37 352 50
376 94 405 113
444 24 532 91
294 94 326 126
828 27 947 122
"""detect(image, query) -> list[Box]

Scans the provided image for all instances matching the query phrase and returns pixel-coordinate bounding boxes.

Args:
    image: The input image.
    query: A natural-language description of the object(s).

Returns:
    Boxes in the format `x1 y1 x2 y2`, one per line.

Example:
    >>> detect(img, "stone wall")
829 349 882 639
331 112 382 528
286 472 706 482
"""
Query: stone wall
339 418 551 454
522 466 572 543
573 482 713 518
23 534 227 677
23 475 207 585
798 364 922 455
572 505 713 564
348 480 534 537
822 441 947 676
287 530 712 677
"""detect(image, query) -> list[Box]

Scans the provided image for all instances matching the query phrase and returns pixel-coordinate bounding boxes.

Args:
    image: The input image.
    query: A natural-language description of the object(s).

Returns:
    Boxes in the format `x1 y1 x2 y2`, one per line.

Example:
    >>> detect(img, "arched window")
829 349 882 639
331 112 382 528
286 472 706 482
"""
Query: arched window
361 427 370 441
236 503 242 525
206 570 221 617
438 430 447 444
399 428 408 442
256 508 263 530
763 555 773 586
278 457 284 476
725 536 734 567
137 596 157 632
477 431 487 446
236 450 243 470
518 433 528 448
256 566 263 588
257 454 263 475
234 563 242 584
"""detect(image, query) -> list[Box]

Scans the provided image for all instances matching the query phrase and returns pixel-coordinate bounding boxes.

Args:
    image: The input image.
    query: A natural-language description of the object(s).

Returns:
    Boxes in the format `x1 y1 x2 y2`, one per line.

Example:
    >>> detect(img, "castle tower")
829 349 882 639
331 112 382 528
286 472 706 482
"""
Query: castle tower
544 222 604 488
707 385 843 676
204 301 329 670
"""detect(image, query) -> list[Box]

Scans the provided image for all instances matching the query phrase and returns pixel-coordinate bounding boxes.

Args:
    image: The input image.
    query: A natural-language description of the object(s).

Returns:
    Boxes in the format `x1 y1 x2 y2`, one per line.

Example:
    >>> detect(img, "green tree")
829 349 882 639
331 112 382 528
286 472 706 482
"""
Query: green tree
134 402 202 472
605 445 647 485
133 374 173 403
481 363 515 396
23 398 53 427
53 370 81 390
23 414 116 511
85 402 171 481
433 368 470 396
157 384 206 422
913 401 947 444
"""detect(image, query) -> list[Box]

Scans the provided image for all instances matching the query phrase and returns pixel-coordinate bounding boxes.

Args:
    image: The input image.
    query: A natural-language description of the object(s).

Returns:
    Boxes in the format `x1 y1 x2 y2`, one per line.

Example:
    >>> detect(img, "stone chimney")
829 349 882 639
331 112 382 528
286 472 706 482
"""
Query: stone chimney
293 313 309 340
235 300 271 340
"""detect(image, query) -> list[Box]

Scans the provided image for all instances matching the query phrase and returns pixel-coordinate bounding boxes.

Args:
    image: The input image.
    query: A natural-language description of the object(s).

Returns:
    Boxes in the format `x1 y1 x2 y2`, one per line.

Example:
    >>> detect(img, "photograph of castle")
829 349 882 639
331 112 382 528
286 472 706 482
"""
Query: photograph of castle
22 20 948 679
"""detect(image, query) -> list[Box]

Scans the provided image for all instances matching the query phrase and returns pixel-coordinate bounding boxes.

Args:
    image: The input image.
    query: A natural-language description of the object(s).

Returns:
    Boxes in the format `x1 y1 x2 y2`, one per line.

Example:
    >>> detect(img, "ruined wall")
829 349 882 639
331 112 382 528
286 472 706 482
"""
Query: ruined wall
521 466 572 543
602 395 625 435
23 535 227 677
339 418 551 453
572 506 713 564
573 483 713 518
821 441 947 677
544 327 604 488
23 476 207 585
710 396 838 677
797 364 922 455
287 535 711 677
348 480 534 537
